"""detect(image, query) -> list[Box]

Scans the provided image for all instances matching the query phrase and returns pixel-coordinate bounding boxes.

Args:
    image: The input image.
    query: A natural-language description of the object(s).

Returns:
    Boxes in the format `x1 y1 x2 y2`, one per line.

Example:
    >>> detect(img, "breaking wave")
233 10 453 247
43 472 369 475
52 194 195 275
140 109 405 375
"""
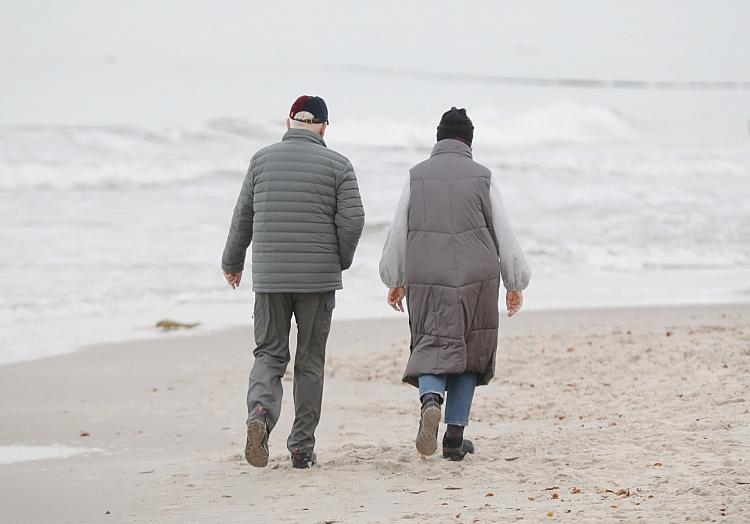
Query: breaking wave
0 102 638 190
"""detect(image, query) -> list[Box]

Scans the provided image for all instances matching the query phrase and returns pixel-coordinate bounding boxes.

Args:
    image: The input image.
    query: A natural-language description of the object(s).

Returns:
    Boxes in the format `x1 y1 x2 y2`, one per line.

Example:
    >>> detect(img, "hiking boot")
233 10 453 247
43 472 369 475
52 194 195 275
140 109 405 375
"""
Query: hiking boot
415 399 442 456
245 408 269 467
442 437 475 461
290 448 317 469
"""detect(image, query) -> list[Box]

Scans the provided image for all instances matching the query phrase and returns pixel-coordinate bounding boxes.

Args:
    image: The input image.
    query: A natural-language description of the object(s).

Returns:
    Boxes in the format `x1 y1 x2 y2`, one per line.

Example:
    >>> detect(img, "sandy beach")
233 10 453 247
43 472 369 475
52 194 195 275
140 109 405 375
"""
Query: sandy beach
4 3 750 524
1 304 748 523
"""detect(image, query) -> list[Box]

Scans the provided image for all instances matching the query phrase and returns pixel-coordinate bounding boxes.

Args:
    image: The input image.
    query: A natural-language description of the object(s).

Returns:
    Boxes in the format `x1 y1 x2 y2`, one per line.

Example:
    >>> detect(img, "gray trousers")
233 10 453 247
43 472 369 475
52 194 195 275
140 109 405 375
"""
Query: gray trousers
247 291 335 452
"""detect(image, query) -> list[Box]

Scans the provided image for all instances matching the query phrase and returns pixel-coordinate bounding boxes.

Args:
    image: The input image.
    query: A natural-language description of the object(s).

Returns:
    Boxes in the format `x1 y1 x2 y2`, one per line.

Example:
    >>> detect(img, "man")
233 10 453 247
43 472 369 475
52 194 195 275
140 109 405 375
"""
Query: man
222 95 365 469
379 107 530 460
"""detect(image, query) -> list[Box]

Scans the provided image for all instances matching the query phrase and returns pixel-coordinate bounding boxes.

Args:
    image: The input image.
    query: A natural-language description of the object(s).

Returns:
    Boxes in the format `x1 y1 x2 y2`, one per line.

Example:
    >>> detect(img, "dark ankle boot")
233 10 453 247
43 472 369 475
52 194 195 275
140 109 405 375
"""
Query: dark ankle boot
442 430 475 461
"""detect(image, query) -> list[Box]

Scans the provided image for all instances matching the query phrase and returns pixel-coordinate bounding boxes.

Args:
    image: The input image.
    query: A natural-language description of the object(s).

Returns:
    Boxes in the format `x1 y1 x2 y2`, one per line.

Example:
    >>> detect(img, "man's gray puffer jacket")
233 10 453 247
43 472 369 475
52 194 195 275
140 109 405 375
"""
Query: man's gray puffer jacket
222 129 365 293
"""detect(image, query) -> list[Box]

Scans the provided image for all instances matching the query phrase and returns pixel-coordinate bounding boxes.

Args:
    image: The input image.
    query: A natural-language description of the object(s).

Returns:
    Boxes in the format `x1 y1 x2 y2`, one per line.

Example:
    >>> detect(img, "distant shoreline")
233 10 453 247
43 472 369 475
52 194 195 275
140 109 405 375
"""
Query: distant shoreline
4 299 749 369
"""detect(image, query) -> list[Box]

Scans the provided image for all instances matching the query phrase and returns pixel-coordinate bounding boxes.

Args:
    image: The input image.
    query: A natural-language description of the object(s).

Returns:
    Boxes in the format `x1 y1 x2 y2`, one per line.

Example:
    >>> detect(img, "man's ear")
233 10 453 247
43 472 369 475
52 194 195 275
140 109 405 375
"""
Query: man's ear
319 123 328 137
286 118 291 130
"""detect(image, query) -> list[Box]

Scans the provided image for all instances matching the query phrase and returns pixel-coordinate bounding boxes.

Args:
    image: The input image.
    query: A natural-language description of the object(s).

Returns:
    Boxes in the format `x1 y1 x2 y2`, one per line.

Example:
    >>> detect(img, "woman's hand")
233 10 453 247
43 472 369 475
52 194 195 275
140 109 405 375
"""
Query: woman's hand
506 290 523 317
387 287 405 312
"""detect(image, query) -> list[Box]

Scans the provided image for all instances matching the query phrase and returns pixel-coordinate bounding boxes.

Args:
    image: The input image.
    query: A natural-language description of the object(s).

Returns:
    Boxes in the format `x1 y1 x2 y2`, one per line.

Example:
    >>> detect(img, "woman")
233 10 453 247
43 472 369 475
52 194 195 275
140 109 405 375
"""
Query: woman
379 107 531 460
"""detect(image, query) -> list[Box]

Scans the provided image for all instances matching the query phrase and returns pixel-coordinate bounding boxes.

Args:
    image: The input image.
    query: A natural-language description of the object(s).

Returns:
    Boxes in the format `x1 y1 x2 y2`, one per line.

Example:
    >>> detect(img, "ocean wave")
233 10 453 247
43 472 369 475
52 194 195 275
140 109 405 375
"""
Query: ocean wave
0 123 258 190
0 164 242 191
0 102 640 190
331 102 638 150
482 102 638 147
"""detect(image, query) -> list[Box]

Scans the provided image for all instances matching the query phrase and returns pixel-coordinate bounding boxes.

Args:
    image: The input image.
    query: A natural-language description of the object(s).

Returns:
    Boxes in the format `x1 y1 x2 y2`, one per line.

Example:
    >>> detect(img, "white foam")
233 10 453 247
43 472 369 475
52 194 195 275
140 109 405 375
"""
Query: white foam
0 124 267 190
1 98 749 366
479 102 638 147
330 102 638 150
0 101 640 190
0 446 102 465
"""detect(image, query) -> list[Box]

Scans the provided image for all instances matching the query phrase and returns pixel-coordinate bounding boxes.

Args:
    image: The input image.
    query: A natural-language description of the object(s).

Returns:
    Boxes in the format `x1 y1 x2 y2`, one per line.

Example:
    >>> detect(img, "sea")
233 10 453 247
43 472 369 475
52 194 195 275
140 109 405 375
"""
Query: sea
1 65 749 364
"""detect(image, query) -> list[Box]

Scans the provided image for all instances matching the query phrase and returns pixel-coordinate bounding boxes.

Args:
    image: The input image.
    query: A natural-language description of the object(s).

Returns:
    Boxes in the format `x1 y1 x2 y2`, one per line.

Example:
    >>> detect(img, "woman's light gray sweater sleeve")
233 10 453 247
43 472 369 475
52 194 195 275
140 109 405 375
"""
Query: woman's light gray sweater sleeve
490 178 531 291
379 181 410 288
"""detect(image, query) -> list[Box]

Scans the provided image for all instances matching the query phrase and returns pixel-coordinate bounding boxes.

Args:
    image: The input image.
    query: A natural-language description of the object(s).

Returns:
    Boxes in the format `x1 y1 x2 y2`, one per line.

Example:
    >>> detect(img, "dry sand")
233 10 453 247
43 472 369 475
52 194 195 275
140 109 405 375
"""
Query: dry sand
0 304 748 523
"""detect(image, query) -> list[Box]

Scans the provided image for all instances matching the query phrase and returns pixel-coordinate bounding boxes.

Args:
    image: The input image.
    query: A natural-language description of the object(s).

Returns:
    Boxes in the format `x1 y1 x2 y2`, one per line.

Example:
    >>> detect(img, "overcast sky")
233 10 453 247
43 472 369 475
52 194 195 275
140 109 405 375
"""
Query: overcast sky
1 1 749 125
3 1 749 75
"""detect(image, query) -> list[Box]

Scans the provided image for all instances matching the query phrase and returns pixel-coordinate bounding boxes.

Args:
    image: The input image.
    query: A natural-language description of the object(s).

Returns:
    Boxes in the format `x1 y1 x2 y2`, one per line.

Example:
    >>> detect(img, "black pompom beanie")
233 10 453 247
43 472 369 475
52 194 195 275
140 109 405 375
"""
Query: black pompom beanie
436 107 474 146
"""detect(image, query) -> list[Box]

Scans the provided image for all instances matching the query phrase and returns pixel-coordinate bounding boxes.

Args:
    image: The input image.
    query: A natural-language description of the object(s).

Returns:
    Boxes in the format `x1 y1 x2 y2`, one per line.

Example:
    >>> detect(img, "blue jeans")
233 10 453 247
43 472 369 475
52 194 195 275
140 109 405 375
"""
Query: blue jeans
418 372 477 426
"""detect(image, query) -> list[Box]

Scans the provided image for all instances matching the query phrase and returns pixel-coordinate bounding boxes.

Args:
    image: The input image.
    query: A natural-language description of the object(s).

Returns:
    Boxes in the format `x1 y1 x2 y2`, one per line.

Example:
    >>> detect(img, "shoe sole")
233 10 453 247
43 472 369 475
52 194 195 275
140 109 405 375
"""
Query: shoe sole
415 405 441 456
245 420 269 468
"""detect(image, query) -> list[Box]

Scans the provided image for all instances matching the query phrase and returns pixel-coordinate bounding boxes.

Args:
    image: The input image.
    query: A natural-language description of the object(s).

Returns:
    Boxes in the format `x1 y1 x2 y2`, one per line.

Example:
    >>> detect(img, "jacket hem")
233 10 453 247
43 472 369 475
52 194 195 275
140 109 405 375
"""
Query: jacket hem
406 278 500 289
252 285 343 294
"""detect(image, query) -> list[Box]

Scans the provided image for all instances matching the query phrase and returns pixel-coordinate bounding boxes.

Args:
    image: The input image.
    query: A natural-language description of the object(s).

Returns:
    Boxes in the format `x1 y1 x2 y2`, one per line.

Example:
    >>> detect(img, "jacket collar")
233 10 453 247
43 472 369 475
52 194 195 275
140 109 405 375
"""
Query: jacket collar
282 128 327 147
430 138 473 159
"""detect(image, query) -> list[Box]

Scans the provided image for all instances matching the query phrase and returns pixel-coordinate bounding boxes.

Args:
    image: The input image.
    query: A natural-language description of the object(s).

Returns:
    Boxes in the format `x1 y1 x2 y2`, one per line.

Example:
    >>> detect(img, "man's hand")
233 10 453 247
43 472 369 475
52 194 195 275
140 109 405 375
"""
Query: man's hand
387 287 405 312
506 290 523 317
224 271 243 289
